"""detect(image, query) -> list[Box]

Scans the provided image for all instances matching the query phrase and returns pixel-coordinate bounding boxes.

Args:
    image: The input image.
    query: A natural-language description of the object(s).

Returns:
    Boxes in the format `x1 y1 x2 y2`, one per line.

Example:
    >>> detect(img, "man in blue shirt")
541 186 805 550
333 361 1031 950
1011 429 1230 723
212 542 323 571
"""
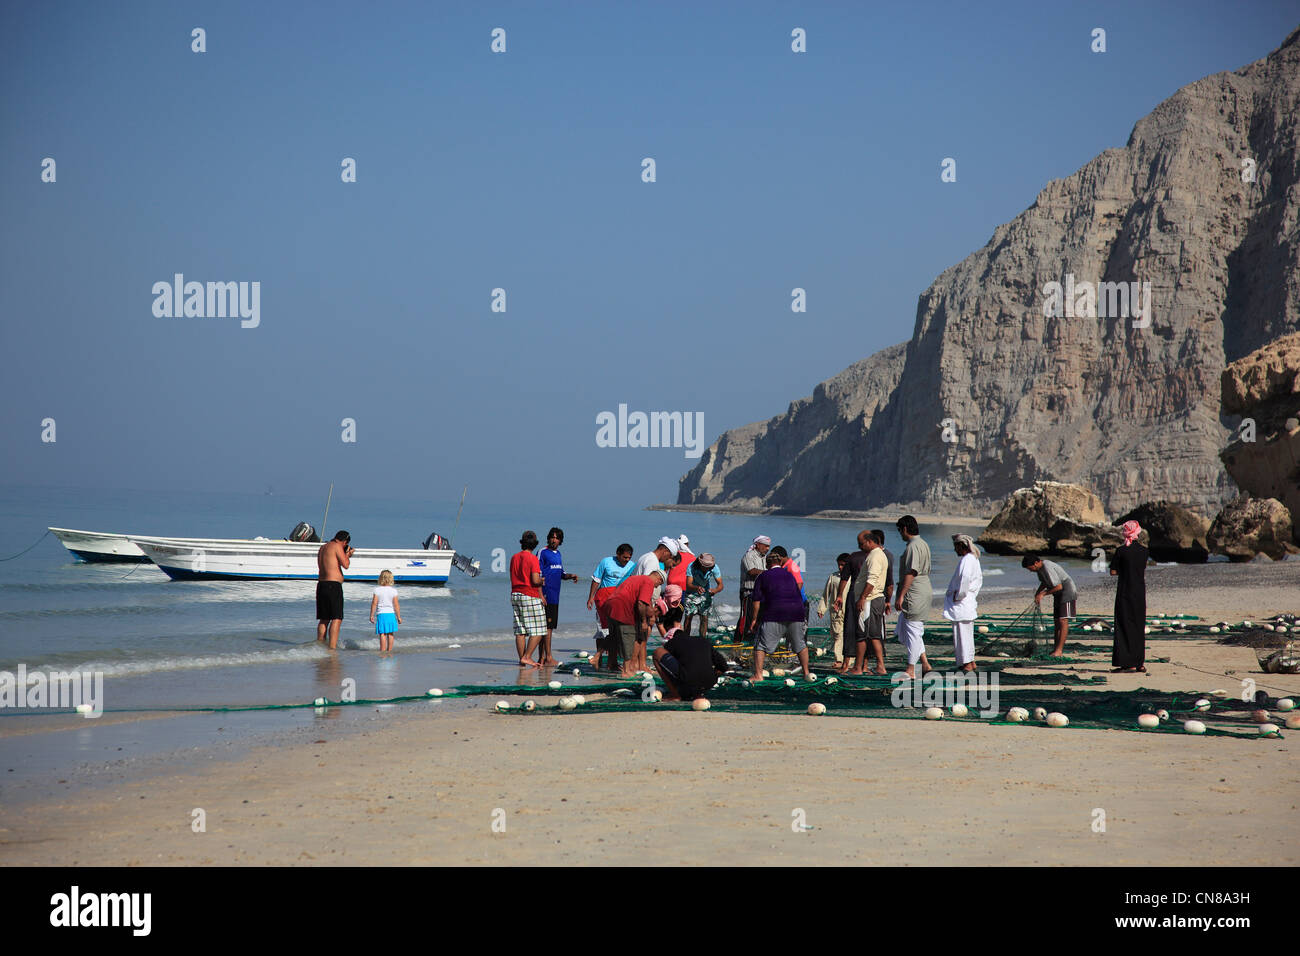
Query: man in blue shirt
537 527 578 666
585 543 635 670
587 543 636 598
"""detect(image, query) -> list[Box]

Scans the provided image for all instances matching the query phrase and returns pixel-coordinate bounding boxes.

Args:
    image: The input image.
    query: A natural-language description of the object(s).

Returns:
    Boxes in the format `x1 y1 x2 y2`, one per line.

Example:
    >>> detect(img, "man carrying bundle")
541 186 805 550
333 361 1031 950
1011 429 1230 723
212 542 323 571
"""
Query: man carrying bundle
851 533 889 675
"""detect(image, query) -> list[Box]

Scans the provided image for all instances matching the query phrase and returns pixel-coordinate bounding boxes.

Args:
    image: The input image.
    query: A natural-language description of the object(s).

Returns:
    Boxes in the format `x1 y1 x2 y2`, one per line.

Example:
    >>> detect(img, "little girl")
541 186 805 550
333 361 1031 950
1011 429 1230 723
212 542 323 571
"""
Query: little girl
369 570 402 652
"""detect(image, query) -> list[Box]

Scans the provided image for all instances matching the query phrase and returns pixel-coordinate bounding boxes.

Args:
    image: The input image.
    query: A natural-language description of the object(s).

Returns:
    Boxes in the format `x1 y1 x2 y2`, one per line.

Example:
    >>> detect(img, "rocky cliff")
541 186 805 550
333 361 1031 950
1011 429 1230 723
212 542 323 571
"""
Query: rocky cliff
679 27 1300 517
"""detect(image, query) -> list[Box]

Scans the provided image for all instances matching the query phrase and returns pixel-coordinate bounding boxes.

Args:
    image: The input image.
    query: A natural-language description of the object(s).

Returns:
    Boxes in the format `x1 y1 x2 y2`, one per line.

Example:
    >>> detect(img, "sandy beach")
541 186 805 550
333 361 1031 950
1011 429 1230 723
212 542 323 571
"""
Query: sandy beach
2 563 1297 867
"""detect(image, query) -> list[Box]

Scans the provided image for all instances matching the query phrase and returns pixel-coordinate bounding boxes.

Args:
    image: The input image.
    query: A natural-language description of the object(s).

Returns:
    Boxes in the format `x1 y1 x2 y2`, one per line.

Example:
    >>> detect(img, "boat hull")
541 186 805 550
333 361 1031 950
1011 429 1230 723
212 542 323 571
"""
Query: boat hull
49 527 149 562
130 536 453 584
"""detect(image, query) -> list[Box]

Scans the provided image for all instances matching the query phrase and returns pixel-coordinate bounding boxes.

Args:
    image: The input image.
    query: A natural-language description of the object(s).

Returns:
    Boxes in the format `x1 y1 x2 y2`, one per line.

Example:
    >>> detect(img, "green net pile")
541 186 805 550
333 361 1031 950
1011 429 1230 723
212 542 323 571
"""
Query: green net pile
483 678 1282 739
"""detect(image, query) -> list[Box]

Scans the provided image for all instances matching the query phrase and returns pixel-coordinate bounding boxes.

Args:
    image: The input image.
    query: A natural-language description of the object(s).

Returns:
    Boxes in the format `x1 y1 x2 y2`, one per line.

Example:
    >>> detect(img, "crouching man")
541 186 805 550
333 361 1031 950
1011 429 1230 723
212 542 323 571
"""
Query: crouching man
653 626 730 701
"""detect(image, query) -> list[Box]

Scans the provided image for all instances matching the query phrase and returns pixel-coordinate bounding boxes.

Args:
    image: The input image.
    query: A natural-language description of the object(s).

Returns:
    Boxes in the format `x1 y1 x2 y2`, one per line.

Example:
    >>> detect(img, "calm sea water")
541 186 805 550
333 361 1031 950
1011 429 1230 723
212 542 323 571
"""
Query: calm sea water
0 483 1080 713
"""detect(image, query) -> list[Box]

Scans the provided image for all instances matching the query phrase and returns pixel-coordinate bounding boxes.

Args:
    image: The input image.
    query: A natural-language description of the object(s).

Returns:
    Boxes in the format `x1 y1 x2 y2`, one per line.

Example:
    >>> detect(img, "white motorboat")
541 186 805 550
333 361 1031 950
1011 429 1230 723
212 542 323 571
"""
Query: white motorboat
130 535 458 584
49 527 149 563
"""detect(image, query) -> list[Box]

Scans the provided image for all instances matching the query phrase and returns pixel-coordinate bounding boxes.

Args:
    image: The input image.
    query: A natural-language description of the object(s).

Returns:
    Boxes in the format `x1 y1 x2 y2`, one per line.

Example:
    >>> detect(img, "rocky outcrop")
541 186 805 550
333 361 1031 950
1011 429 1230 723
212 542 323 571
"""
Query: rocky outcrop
1219 332 1300 541
1207 495 1297 561
680 28 1300 517
1116 501 1212 562
679 344 908 511
978 481 1120 558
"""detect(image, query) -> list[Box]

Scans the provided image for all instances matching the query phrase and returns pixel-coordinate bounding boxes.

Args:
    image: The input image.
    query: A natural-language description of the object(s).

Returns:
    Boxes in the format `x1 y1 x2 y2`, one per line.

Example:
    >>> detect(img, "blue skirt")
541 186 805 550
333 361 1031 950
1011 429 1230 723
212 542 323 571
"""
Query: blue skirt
375 612 398 635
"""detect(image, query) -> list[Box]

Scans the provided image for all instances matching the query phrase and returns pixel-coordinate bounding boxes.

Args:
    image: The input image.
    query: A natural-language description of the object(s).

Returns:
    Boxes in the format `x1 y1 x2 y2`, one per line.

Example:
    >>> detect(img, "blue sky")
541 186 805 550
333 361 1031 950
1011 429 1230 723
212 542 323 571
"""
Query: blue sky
2 0 1295 511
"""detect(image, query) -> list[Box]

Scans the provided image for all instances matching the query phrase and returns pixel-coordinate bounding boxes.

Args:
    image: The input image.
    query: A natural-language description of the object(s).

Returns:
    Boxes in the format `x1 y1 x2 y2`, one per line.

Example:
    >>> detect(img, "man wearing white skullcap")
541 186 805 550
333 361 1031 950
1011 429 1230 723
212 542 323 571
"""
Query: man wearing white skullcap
634 537 680 604
943 534 983 671
738 536 771 638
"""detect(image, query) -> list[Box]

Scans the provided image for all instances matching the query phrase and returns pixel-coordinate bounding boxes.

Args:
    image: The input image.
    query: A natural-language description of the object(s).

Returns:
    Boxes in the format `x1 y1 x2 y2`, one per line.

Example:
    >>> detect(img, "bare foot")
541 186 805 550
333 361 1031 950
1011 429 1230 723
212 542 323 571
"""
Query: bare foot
518 658 540 668
872 667 887 676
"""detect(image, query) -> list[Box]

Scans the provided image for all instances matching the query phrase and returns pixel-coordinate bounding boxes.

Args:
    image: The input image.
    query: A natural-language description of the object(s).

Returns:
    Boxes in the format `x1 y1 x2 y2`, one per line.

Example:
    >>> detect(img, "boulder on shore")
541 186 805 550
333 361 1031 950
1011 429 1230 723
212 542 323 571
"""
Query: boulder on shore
1207 495 1297 562
1116 501 1212 563
978 481 1112 558
1219 331 1300 543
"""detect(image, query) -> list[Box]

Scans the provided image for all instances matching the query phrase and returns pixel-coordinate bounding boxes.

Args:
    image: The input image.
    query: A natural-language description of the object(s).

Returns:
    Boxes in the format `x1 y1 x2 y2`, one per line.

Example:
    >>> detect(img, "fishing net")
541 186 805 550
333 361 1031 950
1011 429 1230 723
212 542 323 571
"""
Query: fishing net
484 678 1283 739
976 602 1045 657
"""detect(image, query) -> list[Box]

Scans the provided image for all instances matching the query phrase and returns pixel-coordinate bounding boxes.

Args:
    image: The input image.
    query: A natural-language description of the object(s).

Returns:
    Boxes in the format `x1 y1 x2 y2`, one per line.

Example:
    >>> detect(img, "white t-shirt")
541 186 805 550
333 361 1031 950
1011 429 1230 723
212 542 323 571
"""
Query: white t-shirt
373 585 398 614
634 552 666 601
634 552 663 576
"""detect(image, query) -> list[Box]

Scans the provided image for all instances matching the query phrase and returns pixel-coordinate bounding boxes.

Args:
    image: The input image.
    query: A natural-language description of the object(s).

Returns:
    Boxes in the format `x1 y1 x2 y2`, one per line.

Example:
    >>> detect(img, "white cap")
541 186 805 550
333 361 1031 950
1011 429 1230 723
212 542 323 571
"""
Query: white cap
658 536 680 556
678 534 690 548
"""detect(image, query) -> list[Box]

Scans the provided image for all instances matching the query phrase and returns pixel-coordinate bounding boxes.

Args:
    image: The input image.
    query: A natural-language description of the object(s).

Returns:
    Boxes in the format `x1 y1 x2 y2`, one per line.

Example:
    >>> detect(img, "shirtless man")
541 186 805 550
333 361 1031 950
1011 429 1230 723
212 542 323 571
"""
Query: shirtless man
316 531 353 650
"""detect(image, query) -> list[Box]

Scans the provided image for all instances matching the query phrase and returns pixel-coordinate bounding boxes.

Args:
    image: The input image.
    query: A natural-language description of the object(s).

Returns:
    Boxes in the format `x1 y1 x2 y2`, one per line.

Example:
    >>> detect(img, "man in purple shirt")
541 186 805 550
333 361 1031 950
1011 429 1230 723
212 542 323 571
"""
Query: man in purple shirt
749 552 812 681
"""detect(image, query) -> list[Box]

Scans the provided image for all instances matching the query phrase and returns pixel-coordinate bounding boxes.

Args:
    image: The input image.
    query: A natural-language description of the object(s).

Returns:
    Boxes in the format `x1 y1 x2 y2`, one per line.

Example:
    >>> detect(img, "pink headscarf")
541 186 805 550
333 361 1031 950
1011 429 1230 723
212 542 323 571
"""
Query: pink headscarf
662 584 683 607
1121 520 1142 546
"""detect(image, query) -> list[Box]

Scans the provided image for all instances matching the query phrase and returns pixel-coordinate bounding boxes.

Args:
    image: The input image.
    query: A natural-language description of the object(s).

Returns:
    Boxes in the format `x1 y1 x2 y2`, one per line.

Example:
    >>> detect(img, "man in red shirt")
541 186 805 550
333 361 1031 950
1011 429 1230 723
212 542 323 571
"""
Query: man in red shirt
510 530 546 667
604 568 666 678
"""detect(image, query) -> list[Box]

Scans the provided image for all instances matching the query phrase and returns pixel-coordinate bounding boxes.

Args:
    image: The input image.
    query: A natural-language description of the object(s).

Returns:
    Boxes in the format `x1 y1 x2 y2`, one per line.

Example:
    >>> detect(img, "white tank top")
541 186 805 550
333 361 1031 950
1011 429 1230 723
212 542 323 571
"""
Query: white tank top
373 585 397 614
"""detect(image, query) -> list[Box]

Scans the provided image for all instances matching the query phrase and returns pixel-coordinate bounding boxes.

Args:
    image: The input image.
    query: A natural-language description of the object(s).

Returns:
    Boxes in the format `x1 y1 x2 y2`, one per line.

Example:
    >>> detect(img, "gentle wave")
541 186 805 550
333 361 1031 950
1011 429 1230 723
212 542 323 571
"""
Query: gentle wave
3 631 513 679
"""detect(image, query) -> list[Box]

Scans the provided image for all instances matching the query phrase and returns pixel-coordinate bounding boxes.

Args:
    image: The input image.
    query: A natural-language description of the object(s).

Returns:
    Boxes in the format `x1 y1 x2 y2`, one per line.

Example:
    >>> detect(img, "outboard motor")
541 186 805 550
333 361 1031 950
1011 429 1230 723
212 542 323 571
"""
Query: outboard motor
289 522 320 543
422 532 451 551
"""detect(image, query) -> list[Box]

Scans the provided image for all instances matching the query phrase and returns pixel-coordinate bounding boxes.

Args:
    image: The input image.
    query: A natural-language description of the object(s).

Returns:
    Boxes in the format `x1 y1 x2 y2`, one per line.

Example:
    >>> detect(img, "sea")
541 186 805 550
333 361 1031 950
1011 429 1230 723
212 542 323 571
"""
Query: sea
0 483 1090 797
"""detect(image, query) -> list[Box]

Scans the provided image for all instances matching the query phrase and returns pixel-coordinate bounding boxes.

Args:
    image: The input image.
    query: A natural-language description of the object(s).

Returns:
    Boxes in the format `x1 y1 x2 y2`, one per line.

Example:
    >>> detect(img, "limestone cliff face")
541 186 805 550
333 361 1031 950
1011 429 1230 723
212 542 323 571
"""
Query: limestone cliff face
679 28 1300 516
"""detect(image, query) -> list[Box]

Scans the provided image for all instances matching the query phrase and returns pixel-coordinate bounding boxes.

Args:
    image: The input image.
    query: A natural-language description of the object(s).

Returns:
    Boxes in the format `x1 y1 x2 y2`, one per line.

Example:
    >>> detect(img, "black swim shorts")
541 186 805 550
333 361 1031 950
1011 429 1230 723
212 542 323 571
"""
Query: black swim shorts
316 580 344 621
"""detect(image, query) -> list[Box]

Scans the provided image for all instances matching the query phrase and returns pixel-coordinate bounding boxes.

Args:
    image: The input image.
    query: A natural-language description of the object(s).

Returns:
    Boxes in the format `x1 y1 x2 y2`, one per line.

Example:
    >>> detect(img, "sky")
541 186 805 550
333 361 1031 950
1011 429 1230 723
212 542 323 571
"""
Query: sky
2 0 1296 512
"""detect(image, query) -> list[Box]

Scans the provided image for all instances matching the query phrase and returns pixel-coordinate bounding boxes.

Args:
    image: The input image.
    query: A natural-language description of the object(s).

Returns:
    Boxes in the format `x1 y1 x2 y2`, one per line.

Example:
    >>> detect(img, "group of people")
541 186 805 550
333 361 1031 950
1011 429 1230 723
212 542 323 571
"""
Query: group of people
312 515 1148 683
511 530 729 699
814 516 974 676
506 515 1150 695
814 515 1148 676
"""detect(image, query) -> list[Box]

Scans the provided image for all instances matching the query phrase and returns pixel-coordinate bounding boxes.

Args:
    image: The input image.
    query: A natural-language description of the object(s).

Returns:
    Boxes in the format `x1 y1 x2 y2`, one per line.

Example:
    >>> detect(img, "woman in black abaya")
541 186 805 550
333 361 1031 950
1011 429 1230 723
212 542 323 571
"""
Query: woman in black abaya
1109 520 1148 672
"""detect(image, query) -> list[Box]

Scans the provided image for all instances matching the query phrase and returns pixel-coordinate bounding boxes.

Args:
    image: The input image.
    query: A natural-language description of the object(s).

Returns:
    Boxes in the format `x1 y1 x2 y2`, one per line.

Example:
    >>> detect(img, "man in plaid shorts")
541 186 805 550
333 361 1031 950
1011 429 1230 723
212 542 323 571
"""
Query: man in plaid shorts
510 530 547 667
